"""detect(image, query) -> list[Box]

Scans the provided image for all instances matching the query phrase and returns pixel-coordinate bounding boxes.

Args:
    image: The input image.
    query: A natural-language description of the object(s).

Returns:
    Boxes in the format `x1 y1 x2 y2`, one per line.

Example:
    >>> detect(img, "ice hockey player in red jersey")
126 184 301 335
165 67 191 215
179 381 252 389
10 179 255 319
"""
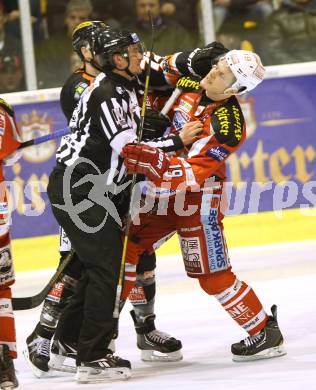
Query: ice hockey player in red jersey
0 98 22 389
121 49 287 362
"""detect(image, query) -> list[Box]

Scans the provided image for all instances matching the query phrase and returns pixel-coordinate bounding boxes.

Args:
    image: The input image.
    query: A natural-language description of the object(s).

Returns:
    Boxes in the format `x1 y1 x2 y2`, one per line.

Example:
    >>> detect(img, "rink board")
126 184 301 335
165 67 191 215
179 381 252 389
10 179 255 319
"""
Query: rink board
11 207 316 272
3 73 316 240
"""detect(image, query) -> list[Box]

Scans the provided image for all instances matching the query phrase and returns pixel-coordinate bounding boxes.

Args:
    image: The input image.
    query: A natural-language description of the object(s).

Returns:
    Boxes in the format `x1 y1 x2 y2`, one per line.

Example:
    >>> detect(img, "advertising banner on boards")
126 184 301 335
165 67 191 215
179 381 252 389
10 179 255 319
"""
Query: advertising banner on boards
3 75 316 238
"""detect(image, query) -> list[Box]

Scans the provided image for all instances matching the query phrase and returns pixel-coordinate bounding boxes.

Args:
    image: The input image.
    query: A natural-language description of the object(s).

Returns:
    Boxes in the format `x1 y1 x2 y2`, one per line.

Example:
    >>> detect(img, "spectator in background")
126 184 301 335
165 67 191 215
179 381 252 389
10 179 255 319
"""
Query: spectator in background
125 0 196 56
211 0 272 57
0 54 24 93
0 0 44 42
264 0 316 64
35 0 93 88
216 22 243 50
212 0 273 33
0 4 21 57
116 0 198 34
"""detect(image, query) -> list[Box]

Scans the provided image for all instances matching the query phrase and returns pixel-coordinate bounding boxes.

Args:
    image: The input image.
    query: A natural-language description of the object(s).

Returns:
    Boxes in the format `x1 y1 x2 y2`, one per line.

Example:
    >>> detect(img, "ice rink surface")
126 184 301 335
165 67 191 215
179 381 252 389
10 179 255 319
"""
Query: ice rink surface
12 240 316 390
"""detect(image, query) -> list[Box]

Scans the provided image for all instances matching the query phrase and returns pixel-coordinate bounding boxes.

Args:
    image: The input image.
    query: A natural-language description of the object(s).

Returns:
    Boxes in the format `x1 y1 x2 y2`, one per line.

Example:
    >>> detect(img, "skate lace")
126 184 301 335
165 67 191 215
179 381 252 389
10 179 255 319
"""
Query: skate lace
147 330 171 344
243 331 264 347
31 337 50 357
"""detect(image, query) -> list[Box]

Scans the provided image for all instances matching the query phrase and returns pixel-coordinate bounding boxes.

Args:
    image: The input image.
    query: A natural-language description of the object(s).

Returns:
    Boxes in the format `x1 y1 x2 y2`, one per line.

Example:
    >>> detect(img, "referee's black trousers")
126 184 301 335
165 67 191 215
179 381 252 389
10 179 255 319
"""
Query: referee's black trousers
47 165 123 364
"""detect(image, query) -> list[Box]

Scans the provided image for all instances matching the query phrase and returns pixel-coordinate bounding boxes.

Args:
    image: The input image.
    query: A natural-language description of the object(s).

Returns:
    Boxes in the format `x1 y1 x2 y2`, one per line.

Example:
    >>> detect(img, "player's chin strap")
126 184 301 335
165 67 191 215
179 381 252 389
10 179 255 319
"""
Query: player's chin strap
117 52 135 78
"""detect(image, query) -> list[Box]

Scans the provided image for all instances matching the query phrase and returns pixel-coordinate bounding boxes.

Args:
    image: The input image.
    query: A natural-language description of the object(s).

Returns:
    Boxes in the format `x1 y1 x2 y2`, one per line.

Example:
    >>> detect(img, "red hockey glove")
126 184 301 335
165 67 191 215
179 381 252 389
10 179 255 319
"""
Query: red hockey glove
121 143 170 182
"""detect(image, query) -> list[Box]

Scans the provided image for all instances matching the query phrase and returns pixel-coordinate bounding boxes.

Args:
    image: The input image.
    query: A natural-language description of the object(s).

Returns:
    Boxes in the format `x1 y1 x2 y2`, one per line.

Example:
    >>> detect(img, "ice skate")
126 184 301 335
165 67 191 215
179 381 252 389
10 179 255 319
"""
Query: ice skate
75 353 131 383
231 305 286 362
23 331 50 378
48 339 77 373
130 310 183 362
0 345 18 390
49 338 116 374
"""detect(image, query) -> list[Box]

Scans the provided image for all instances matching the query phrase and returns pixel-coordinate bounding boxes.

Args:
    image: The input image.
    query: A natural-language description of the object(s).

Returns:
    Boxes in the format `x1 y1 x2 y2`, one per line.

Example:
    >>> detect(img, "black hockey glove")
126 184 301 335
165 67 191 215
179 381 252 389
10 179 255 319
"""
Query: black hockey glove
190 42 229 78
141 109 171 140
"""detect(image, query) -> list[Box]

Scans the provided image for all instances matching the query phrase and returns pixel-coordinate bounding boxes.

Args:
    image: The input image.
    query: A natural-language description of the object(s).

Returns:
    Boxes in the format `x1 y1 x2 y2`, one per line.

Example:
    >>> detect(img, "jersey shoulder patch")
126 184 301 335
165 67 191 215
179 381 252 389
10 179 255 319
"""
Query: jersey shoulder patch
0 98 14 117
74 81 89 101
211 96 245 147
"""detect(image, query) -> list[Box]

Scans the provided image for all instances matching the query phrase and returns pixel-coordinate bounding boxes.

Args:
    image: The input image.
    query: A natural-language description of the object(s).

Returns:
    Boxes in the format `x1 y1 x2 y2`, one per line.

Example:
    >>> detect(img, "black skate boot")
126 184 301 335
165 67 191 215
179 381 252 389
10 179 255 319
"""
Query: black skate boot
49 339 77 373
130 310 183 362
49 336 116 374
0 344 18 389
75 353 131 383
231 305 286 362
23 330 51 378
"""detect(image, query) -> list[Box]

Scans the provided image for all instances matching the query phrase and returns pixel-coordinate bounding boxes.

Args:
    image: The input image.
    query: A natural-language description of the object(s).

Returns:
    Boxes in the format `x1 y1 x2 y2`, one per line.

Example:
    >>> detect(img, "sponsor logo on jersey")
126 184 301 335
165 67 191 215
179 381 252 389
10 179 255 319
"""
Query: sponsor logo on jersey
206 146 229 161
228 302 256 327
176 76 200 91
179 236 204 275
200 193 230 273
128 286 147 305
47 282 65 303
232 104 242 141
74 82 88 101
179 99 193 113
213 106 231 136
173 111 188 132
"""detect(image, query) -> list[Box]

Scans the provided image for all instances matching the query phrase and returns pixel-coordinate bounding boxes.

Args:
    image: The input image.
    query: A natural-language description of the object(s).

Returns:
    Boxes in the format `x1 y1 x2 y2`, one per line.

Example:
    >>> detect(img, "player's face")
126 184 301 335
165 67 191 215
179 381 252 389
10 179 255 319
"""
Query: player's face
127 43 144 75
200 58 236 99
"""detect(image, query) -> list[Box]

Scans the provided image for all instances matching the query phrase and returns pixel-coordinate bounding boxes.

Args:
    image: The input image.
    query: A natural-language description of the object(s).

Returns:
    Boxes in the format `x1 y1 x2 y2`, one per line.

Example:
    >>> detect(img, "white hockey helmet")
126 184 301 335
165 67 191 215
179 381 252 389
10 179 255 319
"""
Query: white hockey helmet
224 50 265 95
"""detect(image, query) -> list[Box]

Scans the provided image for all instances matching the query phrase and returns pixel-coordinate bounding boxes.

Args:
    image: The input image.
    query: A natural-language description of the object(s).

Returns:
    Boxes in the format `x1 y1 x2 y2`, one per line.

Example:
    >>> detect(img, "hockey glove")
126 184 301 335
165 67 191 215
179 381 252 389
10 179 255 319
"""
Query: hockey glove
190 42 229 77
142 109 171 140
121 143 170 182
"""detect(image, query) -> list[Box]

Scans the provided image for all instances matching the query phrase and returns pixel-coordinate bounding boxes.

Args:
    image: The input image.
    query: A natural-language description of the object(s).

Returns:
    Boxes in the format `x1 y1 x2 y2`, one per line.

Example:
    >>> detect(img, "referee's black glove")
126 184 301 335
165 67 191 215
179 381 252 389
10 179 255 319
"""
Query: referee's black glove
141 109 171 140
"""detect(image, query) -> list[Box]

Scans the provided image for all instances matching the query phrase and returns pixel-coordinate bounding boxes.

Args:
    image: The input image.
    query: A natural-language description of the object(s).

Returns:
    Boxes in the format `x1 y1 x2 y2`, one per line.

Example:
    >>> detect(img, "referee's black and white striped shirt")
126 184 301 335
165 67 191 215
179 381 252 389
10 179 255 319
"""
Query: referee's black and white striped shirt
56 71 182 186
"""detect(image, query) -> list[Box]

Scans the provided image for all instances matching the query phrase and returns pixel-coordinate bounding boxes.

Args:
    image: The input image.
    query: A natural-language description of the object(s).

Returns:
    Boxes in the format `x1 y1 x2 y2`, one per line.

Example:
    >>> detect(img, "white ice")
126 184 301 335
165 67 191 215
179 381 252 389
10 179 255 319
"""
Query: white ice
12 240 316 390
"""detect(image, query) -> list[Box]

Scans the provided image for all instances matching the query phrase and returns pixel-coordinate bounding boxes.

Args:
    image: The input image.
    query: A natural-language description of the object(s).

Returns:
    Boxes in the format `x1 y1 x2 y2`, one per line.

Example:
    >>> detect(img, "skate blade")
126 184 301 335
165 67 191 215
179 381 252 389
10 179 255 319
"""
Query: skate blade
48 354 76 373
232 345 287 362
22 348 49 378
141 349 183 362
75 366 131 383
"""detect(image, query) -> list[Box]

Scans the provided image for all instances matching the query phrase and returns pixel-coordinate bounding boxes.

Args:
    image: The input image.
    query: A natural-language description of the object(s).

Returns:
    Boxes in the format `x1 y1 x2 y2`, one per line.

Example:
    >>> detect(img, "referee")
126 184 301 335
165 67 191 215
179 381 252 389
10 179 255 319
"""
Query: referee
47 28 190 384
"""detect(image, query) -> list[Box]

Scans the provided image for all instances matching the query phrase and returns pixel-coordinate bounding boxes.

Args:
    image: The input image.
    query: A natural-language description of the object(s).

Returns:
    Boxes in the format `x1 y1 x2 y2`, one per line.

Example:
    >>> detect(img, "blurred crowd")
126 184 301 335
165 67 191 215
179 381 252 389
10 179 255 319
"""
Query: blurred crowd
0 0 316 93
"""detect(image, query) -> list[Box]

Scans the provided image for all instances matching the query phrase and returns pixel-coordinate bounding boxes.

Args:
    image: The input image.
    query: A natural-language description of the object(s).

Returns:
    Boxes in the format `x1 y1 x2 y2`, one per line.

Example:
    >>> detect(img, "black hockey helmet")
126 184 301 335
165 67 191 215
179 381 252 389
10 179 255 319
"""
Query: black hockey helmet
92 28 144 72
72 20 109 60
